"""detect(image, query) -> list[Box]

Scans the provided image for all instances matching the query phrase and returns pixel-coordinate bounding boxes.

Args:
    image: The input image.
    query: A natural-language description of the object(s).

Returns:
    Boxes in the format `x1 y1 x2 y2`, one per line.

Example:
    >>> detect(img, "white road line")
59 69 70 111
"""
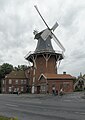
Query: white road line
64 100 72 102
75 112 79 114
75 112 85 115
6 104 18 107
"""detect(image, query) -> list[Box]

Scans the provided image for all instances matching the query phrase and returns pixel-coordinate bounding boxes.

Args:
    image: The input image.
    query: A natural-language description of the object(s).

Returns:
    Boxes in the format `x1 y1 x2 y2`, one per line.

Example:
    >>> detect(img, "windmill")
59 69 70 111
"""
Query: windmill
25 6 65 94
34 5 65 52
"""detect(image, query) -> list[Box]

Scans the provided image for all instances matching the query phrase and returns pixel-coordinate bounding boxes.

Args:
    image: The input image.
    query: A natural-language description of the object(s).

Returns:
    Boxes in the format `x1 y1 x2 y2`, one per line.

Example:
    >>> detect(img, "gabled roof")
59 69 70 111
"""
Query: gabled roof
83 75 85 79
74 76 85 88
5 70 26 79
38 73 76 80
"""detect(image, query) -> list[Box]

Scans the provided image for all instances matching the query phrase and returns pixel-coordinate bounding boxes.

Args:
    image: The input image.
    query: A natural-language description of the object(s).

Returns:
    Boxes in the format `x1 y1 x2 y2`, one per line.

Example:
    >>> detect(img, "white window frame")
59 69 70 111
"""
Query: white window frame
9 87 12 92
16 79 18 84
2 80 5 84
24 80 26 84
21 80 23 84
21 87 23 92
9 79 12 84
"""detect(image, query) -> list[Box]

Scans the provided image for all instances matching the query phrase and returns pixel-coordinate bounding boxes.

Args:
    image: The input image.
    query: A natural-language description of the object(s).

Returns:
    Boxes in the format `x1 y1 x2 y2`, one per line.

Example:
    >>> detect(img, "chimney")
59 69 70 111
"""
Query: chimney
63 72 66 75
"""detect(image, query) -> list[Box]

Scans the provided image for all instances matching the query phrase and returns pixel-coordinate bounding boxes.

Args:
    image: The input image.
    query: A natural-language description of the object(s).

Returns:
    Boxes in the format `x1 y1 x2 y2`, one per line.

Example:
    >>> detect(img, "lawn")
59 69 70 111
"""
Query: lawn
0 116 18 120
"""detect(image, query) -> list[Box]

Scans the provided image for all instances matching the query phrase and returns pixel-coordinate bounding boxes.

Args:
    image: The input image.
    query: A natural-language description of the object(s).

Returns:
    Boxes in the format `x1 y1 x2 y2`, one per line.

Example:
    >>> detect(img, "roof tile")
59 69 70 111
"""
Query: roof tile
40 73 76 80
5 70 26 79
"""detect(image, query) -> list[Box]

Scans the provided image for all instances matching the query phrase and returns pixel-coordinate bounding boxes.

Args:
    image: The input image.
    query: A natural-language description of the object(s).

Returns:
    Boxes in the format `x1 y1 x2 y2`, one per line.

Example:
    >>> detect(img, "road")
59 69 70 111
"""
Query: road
0 92 85 120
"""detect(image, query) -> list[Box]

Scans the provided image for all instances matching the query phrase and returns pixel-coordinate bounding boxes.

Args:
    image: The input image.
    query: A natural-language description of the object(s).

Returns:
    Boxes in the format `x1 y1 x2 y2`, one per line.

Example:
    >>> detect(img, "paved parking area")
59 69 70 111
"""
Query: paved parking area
0 92 85 120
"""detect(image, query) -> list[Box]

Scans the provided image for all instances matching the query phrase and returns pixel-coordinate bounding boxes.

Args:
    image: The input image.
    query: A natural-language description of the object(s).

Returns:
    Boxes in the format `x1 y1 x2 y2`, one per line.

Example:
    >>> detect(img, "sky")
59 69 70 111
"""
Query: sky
0 0 85 77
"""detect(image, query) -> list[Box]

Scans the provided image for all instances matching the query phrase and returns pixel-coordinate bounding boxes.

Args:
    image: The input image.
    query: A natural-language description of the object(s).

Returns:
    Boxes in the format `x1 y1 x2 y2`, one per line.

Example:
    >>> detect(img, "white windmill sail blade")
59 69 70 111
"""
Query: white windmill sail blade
34 5 49 29
52 33 65 52
52 22 59 31
41 29 52 41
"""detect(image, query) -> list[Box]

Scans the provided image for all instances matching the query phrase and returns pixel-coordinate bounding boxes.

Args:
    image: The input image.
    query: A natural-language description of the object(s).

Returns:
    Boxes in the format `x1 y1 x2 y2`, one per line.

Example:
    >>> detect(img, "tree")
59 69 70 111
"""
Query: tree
18 65 28 71
0 63 13 93
14 65 28 71
0 63 13 78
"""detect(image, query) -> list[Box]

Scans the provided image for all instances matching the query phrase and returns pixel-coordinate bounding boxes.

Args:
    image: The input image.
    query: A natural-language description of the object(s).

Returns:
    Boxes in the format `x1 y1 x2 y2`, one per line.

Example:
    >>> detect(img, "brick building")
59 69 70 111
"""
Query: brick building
1 70 28 94
25 66 75 94
38 73 75 94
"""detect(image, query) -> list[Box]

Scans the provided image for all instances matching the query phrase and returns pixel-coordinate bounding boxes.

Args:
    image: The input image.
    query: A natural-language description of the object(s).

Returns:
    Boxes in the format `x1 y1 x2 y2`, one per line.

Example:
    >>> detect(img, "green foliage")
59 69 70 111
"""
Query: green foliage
14 65 28 71
0 116 18 120
0 63 13 78
0 64 28 78
10 117 18 120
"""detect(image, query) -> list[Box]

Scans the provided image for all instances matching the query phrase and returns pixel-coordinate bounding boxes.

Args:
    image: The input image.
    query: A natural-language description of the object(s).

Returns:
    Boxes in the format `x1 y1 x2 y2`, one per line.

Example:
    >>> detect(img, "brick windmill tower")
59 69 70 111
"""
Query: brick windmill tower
25 6 66 94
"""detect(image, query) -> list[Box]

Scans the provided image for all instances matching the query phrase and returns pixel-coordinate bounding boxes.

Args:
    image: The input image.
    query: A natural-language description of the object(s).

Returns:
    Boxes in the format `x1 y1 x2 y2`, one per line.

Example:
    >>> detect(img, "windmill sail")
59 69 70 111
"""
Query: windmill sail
34 5 65 52
52 33 65 52
52 34 65 51
52 22 59 31
34 5 49 29
41 29 52 40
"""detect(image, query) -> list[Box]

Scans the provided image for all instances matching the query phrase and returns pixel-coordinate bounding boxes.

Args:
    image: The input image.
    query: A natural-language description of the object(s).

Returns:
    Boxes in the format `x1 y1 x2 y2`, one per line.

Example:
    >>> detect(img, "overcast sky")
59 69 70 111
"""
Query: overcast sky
0 0 85 76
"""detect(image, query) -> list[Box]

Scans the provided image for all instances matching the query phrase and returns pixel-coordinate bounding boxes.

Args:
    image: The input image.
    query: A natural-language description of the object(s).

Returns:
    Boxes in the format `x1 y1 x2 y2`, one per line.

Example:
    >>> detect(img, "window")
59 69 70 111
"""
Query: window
21 80 23 84
9 87 12 92
41 85 46 91
16 80 18 84
9 79 12 84
21 87 23 92
14 87 19 92
24 80 26 84
2 87 5 92
17 87 19 91
2 80 5 84
60 83 63 89
63 82 69 89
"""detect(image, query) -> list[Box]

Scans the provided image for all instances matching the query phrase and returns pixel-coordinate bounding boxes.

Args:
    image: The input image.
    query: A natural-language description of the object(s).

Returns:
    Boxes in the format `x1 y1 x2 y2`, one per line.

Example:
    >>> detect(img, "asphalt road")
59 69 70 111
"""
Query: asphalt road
0 92 85 120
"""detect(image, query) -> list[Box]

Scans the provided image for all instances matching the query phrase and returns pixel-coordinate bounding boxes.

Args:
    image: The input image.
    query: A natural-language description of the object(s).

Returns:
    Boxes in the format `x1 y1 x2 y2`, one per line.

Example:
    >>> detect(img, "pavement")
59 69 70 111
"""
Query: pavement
0 92 85 120
13 91 85 101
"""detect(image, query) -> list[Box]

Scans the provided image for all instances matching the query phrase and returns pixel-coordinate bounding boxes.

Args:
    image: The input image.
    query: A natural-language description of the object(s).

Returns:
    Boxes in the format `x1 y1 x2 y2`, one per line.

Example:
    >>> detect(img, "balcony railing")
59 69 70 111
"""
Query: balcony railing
24 50 64 59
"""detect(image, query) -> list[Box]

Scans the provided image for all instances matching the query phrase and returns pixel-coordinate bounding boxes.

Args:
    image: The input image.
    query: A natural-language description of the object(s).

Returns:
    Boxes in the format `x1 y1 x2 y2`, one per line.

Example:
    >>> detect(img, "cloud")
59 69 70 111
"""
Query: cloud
0 0 85 76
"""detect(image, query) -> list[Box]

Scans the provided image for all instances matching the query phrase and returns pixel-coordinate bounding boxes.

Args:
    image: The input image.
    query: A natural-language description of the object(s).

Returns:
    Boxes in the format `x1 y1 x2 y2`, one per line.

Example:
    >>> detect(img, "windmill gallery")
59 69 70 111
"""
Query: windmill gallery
24 6 75 94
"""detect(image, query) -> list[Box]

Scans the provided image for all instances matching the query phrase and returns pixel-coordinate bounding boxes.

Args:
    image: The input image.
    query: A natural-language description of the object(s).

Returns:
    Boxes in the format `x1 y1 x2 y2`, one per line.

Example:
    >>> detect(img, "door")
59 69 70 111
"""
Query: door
37 86 40 94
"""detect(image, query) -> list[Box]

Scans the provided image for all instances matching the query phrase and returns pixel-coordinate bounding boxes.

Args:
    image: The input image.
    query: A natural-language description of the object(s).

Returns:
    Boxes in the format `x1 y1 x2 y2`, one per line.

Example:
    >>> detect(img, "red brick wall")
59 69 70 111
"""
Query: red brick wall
26 67 34 86
48 79 73 93
25 54 74 94
2 78 28 94
35 55 57 81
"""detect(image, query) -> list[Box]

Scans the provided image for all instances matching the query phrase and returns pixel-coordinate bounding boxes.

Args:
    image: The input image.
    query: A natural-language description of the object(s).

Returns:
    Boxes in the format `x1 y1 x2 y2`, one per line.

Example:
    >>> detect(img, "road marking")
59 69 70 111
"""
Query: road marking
6 104 18 107
64 100 72 102
75 112 85 115
75 112 79 114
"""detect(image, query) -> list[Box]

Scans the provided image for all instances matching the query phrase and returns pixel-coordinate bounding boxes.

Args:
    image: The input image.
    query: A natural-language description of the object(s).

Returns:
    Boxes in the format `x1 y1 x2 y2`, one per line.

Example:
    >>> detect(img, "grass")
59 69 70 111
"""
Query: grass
0 116 18 120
